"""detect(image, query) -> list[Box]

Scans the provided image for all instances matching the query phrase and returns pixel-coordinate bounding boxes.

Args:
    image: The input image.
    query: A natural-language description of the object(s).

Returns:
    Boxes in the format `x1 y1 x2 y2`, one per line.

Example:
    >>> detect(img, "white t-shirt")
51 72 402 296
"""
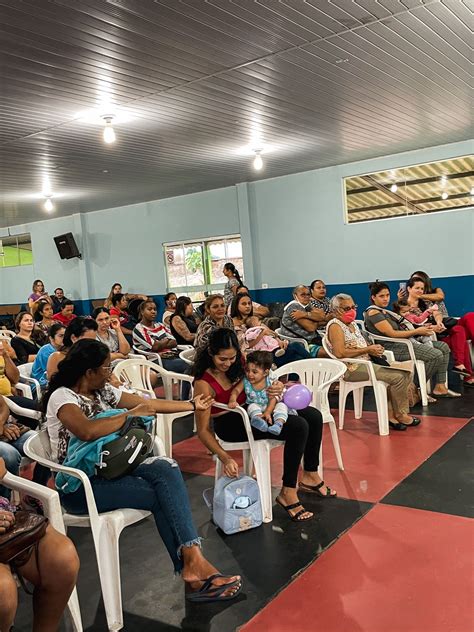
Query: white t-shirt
46 384 122 464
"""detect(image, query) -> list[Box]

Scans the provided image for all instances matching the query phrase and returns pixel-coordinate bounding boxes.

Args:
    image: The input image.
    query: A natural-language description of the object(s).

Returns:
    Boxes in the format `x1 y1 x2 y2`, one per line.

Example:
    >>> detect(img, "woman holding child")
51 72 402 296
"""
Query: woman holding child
193 328 336 523
230 293 311 367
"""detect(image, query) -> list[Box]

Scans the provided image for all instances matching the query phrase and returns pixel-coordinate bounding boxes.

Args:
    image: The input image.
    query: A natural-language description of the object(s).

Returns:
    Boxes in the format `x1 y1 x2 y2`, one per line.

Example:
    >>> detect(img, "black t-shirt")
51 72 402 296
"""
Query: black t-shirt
11 336 42 365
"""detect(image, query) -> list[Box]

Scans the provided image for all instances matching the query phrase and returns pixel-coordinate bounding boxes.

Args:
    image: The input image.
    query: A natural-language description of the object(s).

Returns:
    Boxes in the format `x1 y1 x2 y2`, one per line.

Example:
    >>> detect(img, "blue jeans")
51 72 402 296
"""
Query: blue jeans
0 430 35 499
273 342 310 368
60 456 200 573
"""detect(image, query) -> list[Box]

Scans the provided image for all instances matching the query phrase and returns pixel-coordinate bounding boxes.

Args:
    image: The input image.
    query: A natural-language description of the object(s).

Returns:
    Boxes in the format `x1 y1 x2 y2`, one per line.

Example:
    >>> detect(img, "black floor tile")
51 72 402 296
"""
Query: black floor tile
381 419 474 518
15 474 372 632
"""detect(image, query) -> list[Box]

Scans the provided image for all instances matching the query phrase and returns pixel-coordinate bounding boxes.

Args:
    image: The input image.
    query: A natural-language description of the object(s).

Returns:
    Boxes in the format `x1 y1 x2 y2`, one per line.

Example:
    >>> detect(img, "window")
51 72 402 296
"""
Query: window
164 235 243 301
344 155 473 224
0 233 33 267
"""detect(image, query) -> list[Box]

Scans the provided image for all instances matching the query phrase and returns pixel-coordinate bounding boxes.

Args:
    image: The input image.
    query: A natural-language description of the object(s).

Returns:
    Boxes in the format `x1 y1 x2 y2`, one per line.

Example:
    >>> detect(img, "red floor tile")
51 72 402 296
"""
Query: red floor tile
173 412 469 502
242 504 474 632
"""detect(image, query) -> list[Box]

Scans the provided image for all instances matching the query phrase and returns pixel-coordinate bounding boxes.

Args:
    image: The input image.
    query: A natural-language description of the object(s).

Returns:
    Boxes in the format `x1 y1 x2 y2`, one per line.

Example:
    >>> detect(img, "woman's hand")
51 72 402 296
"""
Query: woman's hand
1 423 21 441
416 326 435 336
266 380 284 398
0 510 15 535
110 318 121 331
431 323 446 334
129 402 157 417
290 309 307 321
222 456 239 478
397 288 407 300
368 344 384 356
193 394 214 411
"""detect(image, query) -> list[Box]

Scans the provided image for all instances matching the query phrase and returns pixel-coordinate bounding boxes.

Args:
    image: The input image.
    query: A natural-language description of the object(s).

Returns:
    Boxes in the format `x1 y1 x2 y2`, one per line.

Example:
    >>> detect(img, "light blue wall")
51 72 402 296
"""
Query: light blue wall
0 140 472 314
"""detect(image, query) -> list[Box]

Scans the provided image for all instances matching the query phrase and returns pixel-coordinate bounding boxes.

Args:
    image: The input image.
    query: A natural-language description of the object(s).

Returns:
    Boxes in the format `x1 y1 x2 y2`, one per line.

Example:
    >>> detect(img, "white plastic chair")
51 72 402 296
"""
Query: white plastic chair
113 358 193 458
17 362 42 401
0 330 15 340
273 359 346 472
366 332 431 406
275 328 310 352
212 403 280 523
322 335 390 436
132 345 162 365
1 470 83 632
179 347 195 365
24 429 165 631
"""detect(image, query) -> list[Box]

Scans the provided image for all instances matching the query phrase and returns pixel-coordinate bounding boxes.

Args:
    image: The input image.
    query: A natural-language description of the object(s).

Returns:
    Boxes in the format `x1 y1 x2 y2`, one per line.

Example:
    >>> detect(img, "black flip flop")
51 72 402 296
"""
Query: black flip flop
298 480 337 498
276 497 313 522
185 574 242 603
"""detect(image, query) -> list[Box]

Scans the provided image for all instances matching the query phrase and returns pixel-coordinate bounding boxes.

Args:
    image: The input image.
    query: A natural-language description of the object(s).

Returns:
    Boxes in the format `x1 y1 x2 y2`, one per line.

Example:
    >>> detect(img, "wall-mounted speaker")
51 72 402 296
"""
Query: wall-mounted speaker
53 233 82 260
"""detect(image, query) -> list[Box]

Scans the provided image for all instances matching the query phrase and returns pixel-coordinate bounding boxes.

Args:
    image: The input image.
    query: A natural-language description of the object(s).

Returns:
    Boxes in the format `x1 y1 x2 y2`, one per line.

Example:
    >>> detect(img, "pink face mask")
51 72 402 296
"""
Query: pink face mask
341 309 357 324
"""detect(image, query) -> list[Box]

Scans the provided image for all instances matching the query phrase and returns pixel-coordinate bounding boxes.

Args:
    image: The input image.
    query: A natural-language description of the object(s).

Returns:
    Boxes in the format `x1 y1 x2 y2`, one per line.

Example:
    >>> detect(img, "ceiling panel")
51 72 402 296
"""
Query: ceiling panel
0 0 472 227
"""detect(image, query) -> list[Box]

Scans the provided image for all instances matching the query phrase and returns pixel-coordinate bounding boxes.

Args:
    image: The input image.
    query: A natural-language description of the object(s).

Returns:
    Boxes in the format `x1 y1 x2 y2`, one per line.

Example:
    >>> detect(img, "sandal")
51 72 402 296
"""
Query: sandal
432 390 461 398
298 480 337 498
276 496 313 522
185 574 242 603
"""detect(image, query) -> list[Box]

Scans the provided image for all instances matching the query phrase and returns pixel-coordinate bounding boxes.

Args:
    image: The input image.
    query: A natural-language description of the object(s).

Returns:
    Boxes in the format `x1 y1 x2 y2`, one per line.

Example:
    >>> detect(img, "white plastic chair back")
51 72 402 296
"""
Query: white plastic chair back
132 345 162 365
0 330 15 340
179 347 195 365
275 328 310 351
17 362 42 401
113 357 157 397
273 359 346 472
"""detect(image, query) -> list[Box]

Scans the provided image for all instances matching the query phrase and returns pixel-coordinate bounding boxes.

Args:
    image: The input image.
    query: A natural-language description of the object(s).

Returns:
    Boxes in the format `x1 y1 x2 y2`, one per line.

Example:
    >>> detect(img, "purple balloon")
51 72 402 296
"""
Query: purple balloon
283 384 312 410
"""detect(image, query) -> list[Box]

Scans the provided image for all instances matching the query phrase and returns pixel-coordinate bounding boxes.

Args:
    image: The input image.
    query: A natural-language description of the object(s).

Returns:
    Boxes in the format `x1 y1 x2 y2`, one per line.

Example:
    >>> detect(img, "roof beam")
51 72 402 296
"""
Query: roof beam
360 175 425 214
347 169 474 195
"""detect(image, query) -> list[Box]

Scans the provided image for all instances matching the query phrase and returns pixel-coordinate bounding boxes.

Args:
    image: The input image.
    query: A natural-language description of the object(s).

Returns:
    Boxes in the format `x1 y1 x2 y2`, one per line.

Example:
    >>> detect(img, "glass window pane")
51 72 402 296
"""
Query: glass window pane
165 246 186 288
18 234 33 266
207 239 228 284
2 236 20 267
184 244 204 286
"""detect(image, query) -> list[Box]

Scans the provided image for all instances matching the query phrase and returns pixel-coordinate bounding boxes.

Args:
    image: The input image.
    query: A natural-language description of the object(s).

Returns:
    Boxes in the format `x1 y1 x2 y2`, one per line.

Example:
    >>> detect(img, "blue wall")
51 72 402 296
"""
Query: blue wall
0 140 472 317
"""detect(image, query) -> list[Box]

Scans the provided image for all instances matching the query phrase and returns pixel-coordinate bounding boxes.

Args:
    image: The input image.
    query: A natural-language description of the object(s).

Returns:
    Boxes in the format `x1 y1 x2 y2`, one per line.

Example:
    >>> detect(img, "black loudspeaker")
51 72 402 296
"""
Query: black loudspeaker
53 233 82 260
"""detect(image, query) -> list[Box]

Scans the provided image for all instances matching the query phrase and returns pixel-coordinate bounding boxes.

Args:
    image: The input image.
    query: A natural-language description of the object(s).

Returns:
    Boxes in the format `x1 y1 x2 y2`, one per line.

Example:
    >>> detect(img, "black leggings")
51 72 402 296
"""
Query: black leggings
213 406 323 488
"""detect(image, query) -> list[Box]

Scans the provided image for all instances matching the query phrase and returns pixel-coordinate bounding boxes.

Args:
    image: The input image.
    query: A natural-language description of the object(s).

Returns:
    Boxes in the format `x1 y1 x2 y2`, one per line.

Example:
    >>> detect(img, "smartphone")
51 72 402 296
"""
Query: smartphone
399 282 407 292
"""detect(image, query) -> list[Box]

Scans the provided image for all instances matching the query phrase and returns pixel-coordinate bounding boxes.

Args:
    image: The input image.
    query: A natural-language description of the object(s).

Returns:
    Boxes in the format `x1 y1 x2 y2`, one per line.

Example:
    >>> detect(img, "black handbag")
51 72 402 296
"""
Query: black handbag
97 417 153 480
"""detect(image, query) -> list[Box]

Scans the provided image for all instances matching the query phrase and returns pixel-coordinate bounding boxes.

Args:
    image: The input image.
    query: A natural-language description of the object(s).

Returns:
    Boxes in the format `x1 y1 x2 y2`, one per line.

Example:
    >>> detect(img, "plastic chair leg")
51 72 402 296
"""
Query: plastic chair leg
317 443 323 478
242 449 253 477
162 416 173 459
353 387 364 419
338 383 348 429
374 384 389 436
416 362 428 406
94 520 124 631
328 419 344 471
252 444 273 523
66 588 83 632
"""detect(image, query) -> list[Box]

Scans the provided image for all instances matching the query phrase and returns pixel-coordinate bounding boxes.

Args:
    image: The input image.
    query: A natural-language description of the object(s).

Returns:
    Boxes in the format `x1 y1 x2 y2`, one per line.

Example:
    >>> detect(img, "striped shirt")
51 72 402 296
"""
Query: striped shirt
133 321 174 353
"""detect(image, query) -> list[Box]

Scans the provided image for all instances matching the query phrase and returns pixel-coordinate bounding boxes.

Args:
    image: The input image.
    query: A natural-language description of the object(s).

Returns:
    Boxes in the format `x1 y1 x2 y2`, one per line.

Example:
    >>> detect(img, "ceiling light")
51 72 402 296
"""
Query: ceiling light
440 175 448 186
43 196 54 212
441 191 448 200
253 150 263 171
101 115 116 144
390 183 398 193
470 186 474 196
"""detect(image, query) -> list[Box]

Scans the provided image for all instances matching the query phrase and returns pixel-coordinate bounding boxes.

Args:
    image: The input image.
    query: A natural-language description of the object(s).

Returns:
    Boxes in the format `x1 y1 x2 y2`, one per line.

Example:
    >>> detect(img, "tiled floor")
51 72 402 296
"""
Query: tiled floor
15 384 474 632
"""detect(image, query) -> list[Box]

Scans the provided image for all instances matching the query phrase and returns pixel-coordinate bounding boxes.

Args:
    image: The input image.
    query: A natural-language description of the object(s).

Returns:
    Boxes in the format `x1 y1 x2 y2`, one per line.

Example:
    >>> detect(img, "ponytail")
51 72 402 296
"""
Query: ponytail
224 262 243 287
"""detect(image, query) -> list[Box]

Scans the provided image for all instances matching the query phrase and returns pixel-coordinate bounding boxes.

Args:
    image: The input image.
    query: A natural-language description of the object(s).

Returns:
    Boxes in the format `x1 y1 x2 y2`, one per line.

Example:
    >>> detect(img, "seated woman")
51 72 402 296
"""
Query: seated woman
93 308 130 363
170 296 198 345
162 292 177 326
194 295 234 352
0 458 80 632
47 317 98 381
43 339 241 602
11 312 42 365
193 328 336 523
327 294 420 431
232 285 269 318
0 340 40 428
364 281 459 400
408 270 474 387
35 300 55 342
231 293 310 367
309 279 334 329
104 283 148 310
280 286 327 358
133 300 189 374
27 279 53 316
109 293 135 338
32 323 66 389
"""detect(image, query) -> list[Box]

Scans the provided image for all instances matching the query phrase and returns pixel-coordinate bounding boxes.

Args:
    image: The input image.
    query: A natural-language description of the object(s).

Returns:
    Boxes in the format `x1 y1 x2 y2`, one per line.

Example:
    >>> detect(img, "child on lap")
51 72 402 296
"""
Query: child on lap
229 351 289 436
245 315 287 357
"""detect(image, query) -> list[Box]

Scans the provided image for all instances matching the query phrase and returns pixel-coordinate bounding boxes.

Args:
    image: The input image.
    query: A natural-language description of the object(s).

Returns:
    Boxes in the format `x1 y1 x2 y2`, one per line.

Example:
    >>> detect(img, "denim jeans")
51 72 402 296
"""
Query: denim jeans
60 456 200 573
0 430 35 498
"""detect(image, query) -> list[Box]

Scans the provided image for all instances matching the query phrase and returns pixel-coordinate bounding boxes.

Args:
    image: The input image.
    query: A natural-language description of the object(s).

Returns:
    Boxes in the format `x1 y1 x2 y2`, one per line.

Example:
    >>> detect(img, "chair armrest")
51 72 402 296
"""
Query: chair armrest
14 382 34 399
369 333 416 362
211 403 254 443
3 396 41 421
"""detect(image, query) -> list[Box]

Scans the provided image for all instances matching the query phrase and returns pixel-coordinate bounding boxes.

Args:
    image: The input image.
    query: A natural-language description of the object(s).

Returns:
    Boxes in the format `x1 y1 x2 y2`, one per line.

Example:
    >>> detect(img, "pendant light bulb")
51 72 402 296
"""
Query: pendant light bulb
102 116 116 144
470 186 474 196
253 151 263 171
44 197 54 212
441 191 448 200
390 183 398 193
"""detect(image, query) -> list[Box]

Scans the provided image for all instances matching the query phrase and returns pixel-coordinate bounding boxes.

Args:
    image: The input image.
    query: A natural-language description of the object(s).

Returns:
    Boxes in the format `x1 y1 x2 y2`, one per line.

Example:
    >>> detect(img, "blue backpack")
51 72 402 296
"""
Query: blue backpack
203 476 263 535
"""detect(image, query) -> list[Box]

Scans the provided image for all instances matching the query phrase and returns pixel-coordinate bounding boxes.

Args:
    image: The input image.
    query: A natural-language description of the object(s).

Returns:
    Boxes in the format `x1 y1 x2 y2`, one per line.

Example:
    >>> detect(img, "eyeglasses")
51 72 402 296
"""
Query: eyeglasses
339 304 357 312
299 292 311 297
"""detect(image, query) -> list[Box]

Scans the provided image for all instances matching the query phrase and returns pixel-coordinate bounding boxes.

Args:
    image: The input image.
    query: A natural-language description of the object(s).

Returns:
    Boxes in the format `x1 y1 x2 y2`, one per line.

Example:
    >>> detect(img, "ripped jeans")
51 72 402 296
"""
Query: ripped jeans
60 456 200 573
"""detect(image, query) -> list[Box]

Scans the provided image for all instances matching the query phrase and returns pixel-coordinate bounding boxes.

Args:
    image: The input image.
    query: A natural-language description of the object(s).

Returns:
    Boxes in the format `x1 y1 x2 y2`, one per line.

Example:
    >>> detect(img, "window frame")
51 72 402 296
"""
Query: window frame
0 233 33 268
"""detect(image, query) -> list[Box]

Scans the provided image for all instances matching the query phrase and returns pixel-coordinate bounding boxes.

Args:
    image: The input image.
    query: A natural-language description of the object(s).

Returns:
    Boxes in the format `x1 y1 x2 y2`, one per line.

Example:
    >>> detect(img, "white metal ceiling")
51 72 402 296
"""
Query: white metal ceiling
0 0 472 227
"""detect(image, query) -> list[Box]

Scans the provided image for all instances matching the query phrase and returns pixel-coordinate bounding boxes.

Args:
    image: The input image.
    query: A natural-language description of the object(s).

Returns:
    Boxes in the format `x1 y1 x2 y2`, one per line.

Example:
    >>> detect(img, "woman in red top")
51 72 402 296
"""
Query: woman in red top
193 328 336 523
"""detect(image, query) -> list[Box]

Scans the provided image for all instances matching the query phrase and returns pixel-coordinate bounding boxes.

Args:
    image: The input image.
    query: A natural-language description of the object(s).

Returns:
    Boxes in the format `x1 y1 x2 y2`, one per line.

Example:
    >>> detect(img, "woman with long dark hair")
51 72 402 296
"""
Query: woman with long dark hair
170 296 198 344
223 263 243 307
11 312 42 365
46 317 98 381
193 328 336 523
42 339 241 602
194 295 234 352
